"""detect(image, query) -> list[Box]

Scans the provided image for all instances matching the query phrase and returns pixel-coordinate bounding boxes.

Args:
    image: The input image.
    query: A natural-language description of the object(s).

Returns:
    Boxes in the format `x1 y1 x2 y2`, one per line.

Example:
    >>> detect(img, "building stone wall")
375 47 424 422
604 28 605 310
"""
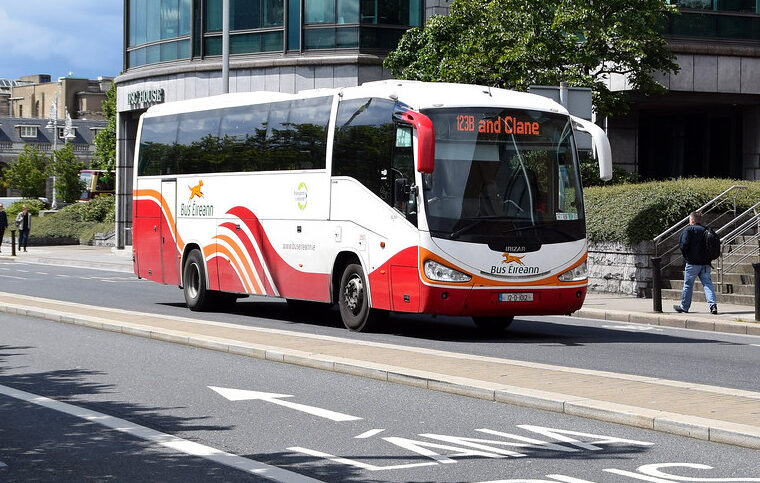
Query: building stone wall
425 0 452 17
588 241 655 297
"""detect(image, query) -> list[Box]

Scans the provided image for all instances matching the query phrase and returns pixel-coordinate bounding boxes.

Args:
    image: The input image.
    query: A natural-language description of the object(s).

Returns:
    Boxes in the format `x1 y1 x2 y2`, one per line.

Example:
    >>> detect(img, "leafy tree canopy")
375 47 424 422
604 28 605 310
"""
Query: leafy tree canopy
3 145 48 198
384 0 680 116
93 83 116 173
50 142 85 203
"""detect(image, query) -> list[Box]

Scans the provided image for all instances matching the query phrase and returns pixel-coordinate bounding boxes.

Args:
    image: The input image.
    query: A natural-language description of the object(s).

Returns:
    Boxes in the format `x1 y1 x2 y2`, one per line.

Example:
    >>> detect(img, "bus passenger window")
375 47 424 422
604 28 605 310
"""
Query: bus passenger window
393 126 416 224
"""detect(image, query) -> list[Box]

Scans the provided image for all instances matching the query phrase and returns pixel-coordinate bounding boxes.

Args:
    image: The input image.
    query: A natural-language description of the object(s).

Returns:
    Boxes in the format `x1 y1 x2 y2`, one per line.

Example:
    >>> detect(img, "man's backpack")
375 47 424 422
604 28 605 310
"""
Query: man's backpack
703 227 721 261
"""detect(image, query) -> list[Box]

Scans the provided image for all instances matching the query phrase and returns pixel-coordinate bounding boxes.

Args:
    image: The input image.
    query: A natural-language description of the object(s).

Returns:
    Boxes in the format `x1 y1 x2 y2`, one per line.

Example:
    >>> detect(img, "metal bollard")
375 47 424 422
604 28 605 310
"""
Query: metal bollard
651 257 662 313
10 227 16 257
753 263 760 322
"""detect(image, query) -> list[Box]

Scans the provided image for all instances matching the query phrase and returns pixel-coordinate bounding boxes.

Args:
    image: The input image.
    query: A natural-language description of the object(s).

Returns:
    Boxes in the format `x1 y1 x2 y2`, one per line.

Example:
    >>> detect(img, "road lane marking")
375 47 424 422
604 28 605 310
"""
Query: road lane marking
355 429 385 439
289 446 437 471
0 384 322 483
0 275 25 280
209 386 362 422
602 324 663 332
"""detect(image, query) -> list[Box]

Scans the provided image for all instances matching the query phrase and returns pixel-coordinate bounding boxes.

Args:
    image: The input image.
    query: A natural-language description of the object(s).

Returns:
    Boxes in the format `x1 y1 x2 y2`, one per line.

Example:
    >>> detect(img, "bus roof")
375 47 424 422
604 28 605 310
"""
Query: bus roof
143 81 568 118
348 80 568 115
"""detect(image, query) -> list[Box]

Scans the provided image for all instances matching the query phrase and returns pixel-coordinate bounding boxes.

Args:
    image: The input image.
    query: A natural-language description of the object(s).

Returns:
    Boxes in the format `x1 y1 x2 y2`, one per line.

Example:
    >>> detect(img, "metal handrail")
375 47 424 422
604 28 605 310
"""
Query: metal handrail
653 185 747 244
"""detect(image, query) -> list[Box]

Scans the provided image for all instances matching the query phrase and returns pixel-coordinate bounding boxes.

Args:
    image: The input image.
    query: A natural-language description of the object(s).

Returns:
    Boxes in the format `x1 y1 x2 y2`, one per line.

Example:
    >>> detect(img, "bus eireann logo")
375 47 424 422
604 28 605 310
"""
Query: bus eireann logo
502 253 525 266
189 180 204 200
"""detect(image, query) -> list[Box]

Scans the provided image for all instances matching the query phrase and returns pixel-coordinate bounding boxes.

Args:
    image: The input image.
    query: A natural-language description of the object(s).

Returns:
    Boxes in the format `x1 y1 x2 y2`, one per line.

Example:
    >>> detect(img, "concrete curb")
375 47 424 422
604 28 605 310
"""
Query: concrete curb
2 300 759 450
574 308 760 336
0 254 132 273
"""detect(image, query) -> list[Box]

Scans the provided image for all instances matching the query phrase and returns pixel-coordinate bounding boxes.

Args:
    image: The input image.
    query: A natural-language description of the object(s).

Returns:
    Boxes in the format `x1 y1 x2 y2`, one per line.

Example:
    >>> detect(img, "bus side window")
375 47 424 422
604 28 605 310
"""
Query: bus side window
393 126 416 224
333 97 396 204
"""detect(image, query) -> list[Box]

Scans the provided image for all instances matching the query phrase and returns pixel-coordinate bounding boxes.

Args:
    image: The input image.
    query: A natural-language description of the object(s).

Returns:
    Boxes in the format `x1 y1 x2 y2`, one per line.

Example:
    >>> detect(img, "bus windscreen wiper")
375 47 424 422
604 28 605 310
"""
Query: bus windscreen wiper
449 216 512 240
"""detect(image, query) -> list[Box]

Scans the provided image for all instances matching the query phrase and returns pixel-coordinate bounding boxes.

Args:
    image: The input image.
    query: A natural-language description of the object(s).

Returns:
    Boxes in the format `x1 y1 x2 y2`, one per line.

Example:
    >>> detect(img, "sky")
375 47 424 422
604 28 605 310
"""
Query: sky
0 1 122 82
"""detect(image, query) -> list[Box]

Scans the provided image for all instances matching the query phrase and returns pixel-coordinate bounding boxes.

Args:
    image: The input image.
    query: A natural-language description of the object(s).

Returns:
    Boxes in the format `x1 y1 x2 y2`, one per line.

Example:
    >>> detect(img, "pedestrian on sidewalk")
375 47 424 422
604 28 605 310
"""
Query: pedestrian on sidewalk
15 205 32 253
674 211 718 315
0 203 7 252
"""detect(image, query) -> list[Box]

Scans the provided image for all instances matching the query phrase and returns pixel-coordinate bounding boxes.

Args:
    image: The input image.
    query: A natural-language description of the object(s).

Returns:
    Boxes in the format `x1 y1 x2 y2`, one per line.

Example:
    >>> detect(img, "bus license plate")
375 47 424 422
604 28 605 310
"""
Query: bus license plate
499 293 533 303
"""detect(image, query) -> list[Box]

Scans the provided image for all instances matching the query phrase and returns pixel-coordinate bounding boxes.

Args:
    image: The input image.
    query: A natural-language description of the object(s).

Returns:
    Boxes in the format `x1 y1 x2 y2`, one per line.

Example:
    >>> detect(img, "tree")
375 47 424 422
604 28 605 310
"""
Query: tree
92 83 116 186
384 0 680 116
3 145 48 198
49 142 85 203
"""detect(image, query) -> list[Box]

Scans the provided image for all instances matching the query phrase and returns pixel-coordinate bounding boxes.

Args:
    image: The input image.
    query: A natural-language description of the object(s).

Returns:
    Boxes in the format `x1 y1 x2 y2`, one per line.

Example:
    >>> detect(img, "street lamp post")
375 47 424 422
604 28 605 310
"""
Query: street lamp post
45 94 60 209
45 94 75 209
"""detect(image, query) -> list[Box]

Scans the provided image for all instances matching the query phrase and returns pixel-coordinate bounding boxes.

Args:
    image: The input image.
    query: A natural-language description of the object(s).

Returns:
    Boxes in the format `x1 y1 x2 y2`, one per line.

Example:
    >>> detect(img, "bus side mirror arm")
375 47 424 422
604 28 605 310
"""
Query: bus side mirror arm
571 116 612 181
396 110 435 174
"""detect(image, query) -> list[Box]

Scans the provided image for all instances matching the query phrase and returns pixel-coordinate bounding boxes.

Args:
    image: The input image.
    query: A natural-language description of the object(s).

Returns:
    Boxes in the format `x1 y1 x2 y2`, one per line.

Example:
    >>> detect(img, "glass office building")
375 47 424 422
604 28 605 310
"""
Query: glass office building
606 1 760 181
125 0 422 69
115 0 432 248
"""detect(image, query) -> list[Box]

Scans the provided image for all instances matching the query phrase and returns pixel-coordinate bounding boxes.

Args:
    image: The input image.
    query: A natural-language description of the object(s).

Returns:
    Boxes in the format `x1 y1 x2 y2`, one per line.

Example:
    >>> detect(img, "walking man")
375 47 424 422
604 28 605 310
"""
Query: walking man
674 211 718 315
15 205 32 253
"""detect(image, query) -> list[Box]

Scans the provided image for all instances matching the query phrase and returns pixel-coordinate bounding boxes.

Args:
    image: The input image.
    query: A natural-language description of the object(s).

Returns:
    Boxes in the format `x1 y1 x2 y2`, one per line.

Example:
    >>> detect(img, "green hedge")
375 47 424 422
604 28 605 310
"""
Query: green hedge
7 199 47 220
584 178 760 244
30 196 115 244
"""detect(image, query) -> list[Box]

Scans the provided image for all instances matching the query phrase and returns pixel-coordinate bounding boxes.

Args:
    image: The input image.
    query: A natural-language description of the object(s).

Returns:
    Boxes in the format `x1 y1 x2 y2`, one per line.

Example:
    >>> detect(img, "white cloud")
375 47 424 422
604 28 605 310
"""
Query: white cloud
0 2 121 80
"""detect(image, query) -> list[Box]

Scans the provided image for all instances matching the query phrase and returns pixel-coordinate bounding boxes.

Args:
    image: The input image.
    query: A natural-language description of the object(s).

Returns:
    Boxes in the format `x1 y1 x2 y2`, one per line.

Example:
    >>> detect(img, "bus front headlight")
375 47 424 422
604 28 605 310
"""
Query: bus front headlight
424 260 472 283
558 260 587 282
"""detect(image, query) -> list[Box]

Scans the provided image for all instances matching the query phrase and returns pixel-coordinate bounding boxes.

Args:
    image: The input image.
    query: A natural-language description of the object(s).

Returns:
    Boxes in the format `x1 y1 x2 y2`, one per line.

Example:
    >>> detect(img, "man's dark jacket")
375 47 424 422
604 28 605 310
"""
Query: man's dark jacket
679 224 709 265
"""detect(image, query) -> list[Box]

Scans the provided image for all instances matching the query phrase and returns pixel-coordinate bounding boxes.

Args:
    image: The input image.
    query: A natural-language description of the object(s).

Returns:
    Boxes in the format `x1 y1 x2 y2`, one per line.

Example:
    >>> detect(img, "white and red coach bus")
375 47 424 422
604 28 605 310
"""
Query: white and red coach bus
132 81 611 332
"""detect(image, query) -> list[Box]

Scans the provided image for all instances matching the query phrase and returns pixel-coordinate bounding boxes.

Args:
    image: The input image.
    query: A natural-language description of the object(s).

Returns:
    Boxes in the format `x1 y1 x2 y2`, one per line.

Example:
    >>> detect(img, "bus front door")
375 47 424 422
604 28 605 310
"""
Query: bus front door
161 179 180 285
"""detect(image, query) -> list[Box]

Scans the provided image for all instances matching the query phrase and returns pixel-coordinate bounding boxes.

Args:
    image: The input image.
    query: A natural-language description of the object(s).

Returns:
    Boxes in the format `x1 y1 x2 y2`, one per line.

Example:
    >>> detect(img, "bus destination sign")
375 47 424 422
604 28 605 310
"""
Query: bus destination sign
456 114 540 136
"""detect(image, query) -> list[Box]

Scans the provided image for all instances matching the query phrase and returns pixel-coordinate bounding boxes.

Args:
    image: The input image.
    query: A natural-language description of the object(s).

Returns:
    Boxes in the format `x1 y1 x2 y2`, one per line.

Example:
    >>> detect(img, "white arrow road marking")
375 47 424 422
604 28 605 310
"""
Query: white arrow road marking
209 386 362 422
0 460 6 468
0 384 321 483
355 429 385 439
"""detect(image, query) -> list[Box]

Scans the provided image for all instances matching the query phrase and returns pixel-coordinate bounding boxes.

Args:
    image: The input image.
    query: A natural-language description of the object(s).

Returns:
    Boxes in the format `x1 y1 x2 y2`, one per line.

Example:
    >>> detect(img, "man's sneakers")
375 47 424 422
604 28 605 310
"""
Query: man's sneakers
673 304 718 315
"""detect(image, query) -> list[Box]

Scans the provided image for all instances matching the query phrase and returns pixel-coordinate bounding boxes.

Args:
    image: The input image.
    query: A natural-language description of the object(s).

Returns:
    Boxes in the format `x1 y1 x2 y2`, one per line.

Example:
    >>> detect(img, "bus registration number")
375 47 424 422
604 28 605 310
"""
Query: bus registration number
499 293 533 302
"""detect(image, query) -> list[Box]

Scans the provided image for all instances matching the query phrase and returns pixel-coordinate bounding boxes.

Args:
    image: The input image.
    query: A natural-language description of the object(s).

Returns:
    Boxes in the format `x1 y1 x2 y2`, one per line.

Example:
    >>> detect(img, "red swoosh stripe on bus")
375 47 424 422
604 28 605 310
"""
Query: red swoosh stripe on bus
227 206 330 301
218 221 277 296
133 189 185 250
212 233 263 295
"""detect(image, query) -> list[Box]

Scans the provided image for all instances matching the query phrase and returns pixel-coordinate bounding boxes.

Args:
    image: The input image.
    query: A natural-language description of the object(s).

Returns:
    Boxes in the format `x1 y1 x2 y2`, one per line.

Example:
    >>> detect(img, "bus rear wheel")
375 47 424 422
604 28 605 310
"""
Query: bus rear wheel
338 263 381 332
184 249 215 311
472 316 514 333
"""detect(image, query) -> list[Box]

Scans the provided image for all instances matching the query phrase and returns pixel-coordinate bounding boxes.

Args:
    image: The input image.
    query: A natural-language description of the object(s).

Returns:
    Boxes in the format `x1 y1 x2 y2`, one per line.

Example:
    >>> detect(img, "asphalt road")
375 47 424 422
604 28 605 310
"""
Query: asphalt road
1 260 759 393
2 311 759 482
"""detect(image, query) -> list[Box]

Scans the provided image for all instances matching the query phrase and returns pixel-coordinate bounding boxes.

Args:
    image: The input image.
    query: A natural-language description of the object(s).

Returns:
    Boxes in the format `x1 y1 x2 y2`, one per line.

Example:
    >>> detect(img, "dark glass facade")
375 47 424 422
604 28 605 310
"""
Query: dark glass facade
126 0 423 69
664 0 760 40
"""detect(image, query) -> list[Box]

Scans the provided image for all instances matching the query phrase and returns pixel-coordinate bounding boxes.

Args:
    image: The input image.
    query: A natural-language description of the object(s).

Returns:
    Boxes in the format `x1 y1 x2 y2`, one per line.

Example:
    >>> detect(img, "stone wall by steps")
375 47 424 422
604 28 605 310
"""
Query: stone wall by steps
588 241 656 297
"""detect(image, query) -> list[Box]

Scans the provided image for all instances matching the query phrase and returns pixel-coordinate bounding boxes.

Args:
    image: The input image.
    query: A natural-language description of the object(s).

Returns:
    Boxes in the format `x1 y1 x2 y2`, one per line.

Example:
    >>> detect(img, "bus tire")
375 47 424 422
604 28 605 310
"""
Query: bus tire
183 249 214 311
338 263 379 332
472 315 514 333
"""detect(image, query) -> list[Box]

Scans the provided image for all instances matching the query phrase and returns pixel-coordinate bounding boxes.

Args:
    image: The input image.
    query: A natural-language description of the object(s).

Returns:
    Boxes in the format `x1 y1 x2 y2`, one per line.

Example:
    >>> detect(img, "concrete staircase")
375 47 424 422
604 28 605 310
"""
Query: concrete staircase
661 233 759 306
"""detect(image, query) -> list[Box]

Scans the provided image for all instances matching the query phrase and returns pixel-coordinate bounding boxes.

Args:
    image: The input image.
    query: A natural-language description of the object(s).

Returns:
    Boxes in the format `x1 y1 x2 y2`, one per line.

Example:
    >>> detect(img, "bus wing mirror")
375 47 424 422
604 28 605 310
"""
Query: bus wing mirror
571 116 612 181
397 110 435 174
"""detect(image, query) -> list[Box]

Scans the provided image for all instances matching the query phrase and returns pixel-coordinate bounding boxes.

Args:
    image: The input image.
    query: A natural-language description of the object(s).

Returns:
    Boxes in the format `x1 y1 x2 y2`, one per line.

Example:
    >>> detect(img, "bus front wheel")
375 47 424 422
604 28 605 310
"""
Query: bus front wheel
472 316 514 333
184 249 213 311
338 263 381 332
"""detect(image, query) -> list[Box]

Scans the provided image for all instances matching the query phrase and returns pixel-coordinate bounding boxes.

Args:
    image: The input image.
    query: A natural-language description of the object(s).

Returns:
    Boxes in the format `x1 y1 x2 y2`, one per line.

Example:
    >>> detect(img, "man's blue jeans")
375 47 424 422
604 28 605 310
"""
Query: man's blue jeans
18 228 29 250
680 263 716 312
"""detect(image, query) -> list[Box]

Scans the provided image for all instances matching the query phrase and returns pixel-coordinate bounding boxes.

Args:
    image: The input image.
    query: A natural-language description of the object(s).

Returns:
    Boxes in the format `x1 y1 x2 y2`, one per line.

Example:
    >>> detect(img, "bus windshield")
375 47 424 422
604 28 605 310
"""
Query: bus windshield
421 107 585 247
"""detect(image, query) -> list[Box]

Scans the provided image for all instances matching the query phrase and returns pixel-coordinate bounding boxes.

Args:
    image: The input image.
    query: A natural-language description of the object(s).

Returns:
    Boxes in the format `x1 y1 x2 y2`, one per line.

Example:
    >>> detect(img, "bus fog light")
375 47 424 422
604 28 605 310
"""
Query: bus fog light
559 261 587 282
424 260 471 283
